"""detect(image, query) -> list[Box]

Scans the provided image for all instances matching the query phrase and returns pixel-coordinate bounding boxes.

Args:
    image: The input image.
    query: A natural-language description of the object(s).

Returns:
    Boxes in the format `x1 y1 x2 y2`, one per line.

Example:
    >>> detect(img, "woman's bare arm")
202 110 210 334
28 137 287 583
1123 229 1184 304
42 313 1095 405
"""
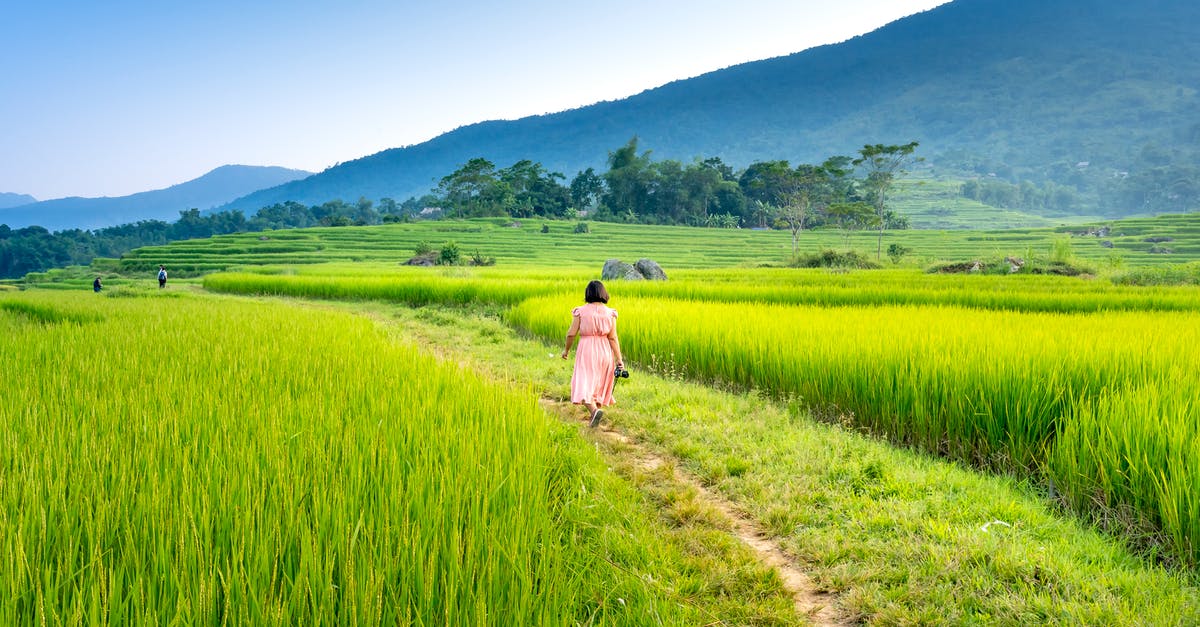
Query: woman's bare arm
561 315 581 359
607 320 623 367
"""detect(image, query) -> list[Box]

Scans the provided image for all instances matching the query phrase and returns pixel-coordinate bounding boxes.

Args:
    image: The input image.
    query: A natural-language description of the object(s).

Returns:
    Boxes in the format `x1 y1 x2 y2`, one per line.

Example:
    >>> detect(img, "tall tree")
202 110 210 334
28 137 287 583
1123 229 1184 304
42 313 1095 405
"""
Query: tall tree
569 168 605 215
499 160 570 218
602 137 656 221
826 201 877 249
700 156 737 182
739 160 795 208
681 160 724 223
774 166 811 259
853 142 920 259
437 158 512 217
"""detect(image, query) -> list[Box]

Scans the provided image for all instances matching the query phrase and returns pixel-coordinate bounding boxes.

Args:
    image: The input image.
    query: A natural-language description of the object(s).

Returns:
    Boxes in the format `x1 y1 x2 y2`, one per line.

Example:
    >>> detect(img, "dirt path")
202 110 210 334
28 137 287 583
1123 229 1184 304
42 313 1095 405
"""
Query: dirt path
541 398 849 627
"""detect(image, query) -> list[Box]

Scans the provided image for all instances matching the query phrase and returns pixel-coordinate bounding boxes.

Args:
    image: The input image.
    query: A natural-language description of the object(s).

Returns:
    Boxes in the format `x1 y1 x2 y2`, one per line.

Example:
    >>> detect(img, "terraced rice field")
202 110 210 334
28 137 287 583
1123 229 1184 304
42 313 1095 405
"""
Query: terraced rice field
101 212 1200 276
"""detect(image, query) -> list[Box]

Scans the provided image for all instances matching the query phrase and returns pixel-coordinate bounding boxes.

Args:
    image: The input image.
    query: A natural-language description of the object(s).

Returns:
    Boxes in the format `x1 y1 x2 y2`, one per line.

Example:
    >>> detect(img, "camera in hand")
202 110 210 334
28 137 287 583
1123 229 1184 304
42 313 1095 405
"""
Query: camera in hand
614 365 630 379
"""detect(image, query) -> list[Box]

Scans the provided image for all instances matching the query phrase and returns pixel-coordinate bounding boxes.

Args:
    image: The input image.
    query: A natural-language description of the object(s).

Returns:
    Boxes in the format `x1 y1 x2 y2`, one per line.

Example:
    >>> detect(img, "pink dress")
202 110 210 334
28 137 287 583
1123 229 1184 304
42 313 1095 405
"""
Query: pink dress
570 304 618 407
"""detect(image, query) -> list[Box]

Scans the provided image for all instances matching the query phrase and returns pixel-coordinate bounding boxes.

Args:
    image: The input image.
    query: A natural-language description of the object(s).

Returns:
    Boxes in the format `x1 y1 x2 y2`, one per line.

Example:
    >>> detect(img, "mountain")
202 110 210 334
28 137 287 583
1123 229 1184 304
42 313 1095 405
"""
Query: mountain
0 193 36 209
1 165 312 231
219 0 1200 217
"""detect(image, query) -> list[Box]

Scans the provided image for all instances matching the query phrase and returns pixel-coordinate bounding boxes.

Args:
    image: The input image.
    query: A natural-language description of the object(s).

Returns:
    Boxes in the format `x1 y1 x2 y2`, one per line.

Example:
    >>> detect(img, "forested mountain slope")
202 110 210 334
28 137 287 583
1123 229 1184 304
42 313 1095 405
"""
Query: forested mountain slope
219 0 1200 217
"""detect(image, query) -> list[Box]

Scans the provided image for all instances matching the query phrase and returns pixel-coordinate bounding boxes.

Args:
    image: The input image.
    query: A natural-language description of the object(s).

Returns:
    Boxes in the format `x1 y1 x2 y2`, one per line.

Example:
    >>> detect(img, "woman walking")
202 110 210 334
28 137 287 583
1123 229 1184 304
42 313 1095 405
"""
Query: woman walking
561 280 624 427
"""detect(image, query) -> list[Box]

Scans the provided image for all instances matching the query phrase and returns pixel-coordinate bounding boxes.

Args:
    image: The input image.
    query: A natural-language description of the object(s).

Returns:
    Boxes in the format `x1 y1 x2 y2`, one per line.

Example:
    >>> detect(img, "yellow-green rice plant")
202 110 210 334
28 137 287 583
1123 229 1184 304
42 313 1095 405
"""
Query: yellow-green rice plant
508 294 1200 566
1050 374 1200 567
0 291 674 624
620 268 1200 314
203 271 571 307
202 265 1200 315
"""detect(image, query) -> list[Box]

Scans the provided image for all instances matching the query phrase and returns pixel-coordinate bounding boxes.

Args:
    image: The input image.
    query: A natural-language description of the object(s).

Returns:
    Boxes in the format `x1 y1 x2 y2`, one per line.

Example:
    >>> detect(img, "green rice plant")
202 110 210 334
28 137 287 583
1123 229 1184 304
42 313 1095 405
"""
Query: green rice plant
203 271 571 306
619 269 1200 314
507 294 1200 566
1111 262 1200 286
1050 374 1200 567
202 265 1200 315
387 299 1200 623
0 290 710 624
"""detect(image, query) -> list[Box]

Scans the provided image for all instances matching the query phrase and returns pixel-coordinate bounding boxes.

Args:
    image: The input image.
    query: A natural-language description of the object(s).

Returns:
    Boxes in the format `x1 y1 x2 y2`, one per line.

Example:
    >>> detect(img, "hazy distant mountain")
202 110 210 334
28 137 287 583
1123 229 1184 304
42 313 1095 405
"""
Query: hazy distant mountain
1 165 312 231
218 0 1200 217
0 193 36 209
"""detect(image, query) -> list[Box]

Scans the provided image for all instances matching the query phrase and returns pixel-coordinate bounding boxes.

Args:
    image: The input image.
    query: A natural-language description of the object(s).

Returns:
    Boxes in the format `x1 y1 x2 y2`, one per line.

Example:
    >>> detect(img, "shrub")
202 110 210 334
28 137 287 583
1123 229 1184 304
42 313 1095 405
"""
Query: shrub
573 222 590 234
469 250 496 266
790 250 881 270
438 241 461 266
887 244 913 264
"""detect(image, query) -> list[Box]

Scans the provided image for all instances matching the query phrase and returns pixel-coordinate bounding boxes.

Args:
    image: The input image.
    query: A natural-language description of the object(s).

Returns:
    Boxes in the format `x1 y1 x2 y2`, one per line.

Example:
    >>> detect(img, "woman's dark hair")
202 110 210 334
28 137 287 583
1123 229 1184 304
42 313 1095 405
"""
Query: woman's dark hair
584 280 609 304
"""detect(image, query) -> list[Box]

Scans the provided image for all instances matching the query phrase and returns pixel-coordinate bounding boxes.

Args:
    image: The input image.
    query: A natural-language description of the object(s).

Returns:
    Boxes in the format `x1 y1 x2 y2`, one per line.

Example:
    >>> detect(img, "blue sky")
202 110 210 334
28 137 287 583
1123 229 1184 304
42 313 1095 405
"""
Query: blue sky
1 0 948 200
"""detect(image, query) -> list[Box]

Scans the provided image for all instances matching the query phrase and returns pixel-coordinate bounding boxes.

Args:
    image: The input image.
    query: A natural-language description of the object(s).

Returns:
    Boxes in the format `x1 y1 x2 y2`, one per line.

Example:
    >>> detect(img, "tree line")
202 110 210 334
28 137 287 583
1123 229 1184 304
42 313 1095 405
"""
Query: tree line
1 138 919 279
433 138 916 232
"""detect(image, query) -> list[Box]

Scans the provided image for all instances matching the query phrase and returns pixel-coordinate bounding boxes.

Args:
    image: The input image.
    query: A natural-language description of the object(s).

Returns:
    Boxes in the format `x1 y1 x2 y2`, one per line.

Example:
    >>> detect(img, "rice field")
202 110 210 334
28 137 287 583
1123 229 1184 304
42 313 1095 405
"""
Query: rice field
1 289 791 624
9 212 1200 620
197 258 1200 568
507 293 1200 568
203 265 1200 314
101 212 1200 276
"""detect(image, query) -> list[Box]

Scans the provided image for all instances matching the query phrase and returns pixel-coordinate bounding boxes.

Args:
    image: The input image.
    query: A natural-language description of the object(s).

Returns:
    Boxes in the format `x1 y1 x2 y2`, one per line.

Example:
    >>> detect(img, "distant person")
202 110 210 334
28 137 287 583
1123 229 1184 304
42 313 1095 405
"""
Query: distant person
93 276 102 293
157 265 167 288
561 280 624 427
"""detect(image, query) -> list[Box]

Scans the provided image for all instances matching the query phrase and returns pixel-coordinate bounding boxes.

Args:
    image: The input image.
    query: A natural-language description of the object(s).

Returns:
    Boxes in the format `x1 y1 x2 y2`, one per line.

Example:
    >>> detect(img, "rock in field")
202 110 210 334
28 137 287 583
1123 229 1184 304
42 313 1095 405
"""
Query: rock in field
602 258 668 281
635 259 668 280
602 259 643 280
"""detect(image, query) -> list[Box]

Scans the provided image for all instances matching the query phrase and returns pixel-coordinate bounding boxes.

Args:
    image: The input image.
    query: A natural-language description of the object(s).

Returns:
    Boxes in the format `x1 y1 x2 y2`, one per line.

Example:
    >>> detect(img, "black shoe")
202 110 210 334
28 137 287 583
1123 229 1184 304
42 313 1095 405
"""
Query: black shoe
589 409 604 428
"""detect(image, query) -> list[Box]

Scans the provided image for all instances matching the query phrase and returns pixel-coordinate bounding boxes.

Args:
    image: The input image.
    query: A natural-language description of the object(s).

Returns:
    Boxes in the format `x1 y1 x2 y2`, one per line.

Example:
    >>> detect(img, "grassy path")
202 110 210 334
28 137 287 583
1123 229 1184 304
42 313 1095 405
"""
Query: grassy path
545 397 845 626
363 302 1200 625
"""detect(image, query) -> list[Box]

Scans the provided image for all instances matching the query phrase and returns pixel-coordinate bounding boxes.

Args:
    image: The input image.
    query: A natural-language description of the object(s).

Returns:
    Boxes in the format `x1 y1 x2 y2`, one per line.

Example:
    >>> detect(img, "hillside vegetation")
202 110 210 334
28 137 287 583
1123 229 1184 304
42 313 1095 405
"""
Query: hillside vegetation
218 0 1200 218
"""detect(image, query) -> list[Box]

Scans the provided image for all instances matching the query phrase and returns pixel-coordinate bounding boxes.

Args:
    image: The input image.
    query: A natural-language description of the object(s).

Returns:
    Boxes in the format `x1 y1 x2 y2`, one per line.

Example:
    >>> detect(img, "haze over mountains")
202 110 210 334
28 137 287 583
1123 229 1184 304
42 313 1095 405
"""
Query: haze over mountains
1 166 311 231
215 0 1199 218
